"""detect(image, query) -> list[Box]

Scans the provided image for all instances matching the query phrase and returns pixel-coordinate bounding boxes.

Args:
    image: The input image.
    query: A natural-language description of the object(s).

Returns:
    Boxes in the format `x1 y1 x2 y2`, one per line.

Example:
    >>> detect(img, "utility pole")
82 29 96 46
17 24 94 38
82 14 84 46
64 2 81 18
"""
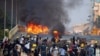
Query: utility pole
16 0 18 25
4 0 6 37
11 0 13 29
17 0 20 25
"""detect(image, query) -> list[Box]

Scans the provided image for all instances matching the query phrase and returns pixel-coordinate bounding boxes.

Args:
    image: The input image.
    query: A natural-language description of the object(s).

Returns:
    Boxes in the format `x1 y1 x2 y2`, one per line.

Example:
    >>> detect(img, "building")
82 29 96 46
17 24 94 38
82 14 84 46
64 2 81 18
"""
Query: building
94 1 100 22
72 23 90 35
91 0 100 35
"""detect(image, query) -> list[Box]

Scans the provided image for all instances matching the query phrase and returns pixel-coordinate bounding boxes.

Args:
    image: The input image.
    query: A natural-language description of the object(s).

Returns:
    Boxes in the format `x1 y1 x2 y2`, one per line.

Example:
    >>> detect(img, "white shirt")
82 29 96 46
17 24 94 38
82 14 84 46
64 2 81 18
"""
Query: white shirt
20 37 24 44
25 42 30 49
52 47 59 56
59 48 66 55
30 37 34 40
34 37 37 42
50 47 53 53
16 44 21 52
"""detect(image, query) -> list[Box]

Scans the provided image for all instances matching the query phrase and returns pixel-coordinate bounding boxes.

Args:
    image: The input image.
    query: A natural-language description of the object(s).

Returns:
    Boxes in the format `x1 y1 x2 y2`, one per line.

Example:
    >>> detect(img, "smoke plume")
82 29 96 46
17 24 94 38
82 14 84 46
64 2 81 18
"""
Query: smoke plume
19 0 65 34
63 0 82 9
0 0 83 34
18 0 82 34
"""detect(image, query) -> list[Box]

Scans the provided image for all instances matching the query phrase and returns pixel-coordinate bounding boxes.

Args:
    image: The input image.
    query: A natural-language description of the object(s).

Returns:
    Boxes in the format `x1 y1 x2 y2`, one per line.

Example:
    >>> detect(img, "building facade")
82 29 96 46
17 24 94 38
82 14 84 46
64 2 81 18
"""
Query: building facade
91 0 100 35
73 23 90 35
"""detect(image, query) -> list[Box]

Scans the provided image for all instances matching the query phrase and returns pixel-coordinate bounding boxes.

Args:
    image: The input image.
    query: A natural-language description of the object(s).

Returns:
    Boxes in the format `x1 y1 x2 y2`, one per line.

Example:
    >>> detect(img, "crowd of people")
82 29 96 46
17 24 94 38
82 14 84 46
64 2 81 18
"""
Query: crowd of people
0 34 100 56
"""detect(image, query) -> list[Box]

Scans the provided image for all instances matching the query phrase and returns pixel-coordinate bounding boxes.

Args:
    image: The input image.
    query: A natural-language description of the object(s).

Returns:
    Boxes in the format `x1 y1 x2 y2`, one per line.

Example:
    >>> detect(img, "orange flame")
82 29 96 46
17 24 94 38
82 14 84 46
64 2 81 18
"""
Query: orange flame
27 23 49 34
53 30 59 37
53 30 59 42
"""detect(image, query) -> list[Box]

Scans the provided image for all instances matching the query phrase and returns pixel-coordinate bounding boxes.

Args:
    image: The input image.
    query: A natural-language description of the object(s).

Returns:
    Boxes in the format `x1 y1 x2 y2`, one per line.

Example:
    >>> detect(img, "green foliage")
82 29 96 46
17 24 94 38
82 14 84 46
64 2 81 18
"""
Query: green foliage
0 8 10 40
0 9 4 40
0 29 4 40
0 9 4 29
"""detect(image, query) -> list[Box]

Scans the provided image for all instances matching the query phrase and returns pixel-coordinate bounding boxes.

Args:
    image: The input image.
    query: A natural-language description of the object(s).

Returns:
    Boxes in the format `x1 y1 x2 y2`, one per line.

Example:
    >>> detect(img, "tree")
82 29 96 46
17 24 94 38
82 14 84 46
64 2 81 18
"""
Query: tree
0 8 10 40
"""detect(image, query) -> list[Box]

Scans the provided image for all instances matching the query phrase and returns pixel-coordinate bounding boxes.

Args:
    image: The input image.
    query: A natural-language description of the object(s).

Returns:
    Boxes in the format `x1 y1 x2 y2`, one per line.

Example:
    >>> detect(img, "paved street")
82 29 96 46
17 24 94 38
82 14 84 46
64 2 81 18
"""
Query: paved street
0 48 100 56
0 33 100 56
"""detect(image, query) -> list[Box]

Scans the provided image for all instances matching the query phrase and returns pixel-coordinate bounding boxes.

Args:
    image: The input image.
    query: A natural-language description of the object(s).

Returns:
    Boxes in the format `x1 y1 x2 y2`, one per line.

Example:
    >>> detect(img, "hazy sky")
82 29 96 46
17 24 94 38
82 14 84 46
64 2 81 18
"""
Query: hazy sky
0 0 92 31
65 0 92 27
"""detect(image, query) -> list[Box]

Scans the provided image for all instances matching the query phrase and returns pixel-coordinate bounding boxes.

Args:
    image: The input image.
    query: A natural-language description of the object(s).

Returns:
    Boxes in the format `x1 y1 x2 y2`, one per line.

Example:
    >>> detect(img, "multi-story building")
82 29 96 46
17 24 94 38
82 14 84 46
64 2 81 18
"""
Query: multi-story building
73 23 90 35
91 0 100 35
94 1 100 21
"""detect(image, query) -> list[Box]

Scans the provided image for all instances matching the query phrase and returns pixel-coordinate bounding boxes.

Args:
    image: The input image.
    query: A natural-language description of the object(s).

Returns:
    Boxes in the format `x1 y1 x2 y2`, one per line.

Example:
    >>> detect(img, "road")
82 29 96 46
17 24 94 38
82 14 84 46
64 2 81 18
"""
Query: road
0 32 100 56
13 32 100 56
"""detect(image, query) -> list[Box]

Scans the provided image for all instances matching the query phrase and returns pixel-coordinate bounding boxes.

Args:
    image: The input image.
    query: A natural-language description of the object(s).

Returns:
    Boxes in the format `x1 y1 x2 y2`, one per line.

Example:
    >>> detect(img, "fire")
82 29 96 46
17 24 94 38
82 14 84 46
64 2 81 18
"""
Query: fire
27 23 49 34
53 30 59 42
53 30 59 37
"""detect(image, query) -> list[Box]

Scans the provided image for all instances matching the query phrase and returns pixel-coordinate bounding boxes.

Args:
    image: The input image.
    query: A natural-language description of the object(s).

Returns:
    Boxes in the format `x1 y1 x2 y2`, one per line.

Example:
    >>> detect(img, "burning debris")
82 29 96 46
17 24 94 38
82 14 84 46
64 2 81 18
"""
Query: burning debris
27 22 49 34
0 0 83 34
17 0 82 34
53 30 60 42
19 0 67 34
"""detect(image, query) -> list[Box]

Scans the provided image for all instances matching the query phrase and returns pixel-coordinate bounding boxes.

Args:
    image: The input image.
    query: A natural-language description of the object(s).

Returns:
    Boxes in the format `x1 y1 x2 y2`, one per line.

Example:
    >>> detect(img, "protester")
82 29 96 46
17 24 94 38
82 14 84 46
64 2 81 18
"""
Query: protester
88 45 95 56
72 45 78 56
40 42 47 56
1 35 99 56
79 48 86 56
59 46 66 56
52 46 59 56
15 44 21 56
3 39 12 56
12 44 20 56
24 42 30 55
34 47 39 56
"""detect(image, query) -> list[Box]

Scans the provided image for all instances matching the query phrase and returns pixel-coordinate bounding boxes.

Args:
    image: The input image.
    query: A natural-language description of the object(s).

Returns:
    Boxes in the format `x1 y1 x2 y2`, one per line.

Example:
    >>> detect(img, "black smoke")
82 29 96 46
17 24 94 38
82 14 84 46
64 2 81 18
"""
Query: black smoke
19 0 67 34
18 0 82 34
0 0 82 34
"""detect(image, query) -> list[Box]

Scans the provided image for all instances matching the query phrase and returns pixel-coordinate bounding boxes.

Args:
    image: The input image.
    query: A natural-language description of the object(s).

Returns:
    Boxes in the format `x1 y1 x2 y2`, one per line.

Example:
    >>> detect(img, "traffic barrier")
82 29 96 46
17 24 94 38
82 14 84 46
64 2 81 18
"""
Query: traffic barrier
9 25 19 39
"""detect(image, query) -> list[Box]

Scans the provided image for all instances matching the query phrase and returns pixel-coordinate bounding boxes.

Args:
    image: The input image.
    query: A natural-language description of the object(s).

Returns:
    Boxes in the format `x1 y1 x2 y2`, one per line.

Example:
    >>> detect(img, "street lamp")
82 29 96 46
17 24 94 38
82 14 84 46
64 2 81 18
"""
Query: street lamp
4 0 6 37
16 0 18 25
11 0 13 29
